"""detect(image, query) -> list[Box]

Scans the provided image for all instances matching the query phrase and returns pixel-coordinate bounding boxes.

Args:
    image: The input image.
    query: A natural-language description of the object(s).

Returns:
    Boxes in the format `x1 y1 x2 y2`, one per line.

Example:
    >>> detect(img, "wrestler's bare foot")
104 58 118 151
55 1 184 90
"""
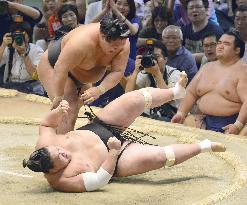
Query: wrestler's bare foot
211 142 226 152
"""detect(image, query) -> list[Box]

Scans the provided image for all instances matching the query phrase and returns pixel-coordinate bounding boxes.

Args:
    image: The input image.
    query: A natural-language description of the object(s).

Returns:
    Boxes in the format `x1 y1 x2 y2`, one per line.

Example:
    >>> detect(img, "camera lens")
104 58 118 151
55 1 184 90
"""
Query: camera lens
14 35 24 46
141 55 154 68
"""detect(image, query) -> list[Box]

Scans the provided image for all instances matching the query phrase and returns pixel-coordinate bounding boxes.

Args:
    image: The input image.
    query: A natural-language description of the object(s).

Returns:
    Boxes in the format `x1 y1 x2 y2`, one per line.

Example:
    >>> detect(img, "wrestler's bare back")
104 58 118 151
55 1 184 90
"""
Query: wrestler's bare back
193 60 247 116
59 23 129 83
38 130 109 184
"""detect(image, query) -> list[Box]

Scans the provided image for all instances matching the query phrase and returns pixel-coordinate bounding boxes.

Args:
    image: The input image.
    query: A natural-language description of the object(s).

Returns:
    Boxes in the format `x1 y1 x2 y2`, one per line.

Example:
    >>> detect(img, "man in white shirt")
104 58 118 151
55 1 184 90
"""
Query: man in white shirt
0 21 44 94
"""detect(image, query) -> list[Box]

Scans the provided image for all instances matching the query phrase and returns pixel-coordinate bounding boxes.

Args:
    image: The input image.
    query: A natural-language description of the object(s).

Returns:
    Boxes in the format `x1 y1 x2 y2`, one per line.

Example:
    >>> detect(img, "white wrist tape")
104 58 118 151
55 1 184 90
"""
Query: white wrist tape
233 120 244 131
198 139 211 153
171 82 186 100
82 167 112 191
139 88 153 109
164 146 175 167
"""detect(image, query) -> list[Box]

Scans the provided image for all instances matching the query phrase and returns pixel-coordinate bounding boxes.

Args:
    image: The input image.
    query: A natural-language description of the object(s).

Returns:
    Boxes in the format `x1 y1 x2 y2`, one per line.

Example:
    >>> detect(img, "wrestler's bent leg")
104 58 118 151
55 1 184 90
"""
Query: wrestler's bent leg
97 87 174 128
116 140 225 177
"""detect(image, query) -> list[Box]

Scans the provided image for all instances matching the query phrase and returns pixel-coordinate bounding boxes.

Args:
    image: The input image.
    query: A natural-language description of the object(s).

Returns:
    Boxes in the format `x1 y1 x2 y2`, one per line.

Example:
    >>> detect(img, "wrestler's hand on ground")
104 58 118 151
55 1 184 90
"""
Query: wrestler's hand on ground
80 87 102 104
51 96 64 110
107 137 122 156
222 124 240 135
171 112 185 124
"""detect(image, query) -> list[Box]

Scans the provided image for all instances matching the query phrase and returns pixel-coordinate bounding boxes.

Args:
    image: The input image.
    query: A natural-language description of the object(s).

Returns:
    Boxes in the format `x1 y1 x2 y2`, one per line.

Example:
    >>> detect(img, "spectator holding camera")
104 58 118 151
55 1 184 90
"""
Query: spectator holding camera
0 0 43 44
0 21 44 95
125 40 185 121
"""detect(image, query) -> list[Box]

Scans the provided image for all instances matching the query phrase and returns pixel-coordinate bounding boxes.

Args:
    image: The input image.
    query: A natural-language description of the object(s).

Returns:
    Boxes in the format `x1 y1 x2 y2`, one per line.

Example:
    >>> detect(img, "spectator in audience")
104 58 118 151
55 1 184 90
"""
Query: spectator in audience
234 5 247 63
0 0 43 45
137 6 170 48
162 25 198 83
125 41 184 121
34 0 58 51
167 0 218 27
54 4 80 39
182 0 223 58
111 0 142 60
200 33 217 67
84 0 111 24
37 17 130 134
0 21 44 95
171 29 247 135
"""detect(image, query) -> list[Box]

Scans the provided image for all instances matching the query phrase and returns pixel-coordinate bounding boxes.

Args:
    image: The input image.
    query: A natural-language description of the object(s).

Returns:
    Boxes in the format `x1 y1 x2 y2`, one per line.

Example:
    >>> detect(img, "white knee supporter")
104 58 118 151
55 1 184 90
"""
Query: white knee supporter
139 88 152 109
81 167 112 191
164 146 176 167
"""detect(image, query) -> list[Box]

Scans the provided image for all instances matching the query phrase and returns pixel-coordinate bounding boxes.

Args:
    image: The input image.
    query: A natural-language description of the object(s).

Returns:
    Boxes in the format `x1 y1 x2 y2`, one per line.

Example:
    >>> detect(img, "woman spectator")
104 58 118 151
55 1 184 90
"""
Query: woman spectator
110 0 142 60
137 6 170 48
55 4 80 39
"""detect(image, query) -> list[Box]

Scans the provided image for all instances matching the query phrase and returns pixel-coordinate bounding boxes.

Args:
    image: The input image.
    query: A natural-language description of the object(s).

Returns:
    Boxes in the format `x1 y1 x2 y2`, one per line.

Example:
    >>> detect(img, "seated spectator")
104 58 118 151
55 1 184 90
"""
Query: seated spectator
171 29 247 135
125 41 184 121
0 0 43 45
54 4 80 39
111 0 142 60
0 21 45 95
137 6 170 48
200 33 217 67
182 0 223 62
234 5 247 63
162 25 198 83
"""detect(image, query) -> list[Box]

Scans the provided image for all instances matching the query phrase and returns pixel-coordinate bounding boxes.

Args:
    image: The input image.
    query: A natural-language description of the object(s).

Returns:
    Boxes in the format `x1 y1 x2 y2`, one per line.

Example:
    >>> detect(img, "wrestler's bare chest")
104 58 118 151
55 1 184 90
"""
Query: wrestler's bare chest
196 66 239 100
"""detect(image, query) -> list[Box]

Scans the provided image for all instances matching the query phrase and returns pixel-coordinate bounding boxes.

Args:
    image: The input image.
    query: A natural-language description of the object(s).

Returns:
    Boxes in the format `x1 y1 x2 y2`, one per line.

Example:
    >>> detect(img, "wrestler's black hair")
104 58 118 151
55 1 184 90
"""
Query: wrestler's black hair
23 147 53 173
225 27 245 58
100 17 130 42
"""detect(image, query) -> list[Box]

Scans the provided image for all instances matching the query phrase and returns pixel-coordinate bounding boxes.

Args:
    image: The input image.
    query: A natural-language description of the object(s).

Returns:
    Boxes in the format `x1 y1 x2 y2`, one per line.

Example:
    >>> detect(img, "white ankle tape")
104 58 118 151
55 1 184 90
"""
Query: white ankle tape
139 88 152 109
164 146 175 167
198 139 212 153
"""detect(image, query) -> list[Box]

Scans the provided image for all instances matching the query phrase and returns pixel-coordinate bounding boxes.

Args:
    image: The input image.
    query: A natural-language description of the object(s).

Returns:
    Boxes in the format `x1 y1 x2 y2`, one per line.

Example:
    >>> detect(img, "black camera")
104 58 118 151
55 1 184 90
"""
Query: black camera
141 39 156 68
11 31 25 46
0 0 8 16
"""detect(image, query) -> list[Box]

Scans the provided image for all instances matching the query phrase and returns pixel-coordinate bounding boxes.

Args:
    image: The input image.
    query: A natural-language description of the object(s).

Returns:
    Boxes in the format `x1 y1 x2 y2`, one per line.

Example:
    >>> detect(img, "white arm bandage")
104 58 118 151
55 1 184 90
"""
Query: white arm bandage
82 167 112 191
171 82 186 100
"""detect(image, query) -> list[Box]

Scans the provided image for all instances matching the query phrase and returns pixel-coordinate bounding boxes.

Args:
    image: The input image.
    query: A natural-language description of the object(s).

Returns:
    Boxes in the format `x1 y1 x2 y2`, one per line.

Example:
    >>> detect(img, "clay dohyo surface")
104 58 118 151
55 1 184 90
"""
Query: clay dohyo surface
0 91 247 205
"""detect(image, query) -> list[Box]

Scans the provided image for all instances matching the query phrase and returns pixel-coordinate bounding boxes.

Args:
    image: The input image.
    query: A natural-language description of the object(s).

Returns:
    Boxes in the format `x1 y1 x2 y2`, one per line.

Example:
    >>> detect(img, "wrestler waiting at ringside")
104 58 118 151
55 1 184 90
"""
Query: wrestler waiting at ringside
23 73 226 193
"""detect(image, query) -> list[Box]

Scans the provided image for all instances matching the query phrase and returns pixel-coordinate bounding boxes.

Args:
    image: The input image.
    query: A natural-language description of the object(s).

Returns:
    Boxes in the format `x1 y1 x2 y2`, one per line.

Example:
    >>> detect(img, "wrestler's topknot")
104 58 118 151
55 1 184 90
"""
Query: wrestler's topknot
23 147 53 173
100 17 130 41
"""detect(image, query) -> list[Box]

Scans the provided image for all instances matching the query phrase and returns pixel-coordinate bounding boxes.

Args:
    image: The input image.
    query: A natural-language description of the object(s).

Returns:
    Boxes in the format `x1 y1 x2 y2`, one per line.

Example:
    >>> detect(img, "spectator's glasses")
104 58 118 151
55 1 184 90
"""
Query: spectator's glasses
203 42 217 49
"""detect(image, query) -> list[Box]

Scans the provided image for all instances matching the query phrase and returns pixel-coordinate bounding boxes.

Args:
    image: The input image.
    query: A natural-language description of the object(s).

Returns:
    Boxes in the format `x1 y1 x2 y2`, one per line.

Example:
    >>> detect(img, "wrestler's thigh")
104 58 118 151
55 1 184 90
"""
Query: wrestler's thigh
37 51 56 99
96 90 145 128
116 143 165 177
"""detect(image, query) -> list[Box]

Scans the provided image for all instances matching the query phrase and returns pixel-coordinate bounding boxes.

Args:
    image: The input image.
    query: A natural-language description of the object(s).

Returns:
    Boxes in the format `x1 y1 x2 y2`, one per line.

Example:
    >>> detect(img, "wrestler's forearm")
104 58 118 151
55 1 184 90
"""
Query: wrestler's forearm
178 91 197 115
41 108 63 128
99 71 123 92
125 70 138 92
53 69 68 97
100 150 119 175
236 101 247 125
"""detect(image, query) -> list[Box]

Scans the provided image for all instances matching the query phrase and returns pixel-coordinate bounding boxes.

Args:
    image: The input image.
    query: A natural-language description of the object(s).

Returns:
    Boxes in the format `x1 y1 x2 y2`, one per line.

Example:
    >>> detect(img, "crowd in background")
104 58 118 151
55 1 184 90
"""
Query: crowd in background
0 0 247 134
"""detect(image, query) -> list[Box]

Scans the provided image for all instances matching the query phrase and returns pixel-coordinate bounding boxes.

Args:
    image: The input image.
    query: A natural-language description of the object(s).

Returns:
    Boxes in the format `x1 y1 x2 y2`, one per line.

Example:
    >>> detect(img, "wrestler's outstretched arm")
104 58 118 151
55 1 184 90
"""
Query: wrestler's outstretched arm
50 137 122 193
